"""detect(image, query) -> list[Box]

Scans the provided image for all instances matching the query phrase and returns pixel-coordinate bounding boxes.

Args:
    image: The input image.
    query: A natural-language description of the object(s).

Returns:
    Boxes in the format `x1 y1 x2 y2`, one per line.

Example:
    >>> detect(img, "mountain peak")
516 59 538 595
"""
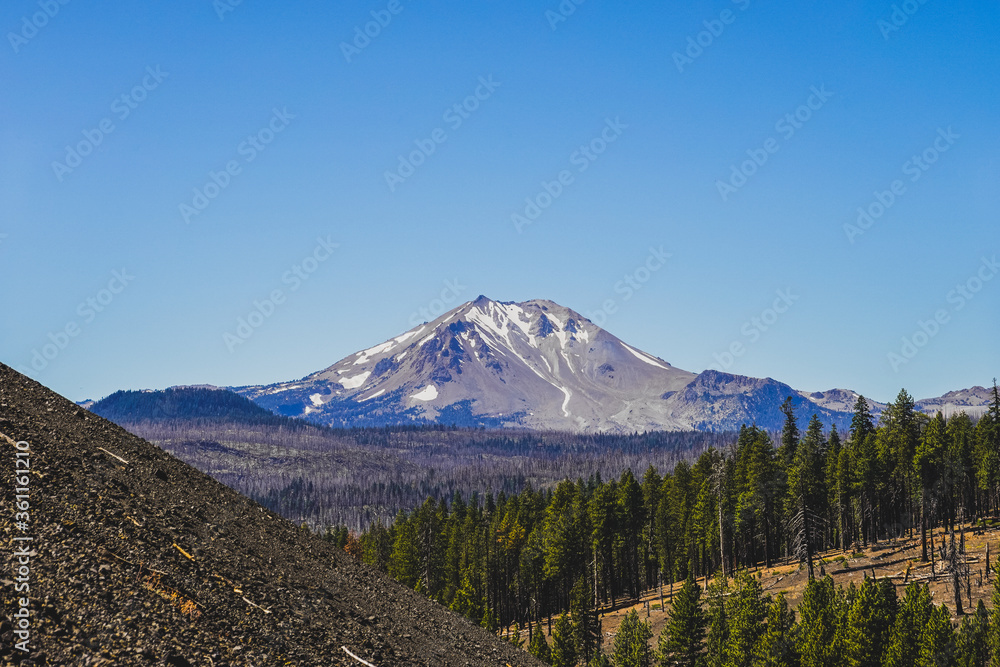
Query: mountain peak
232 298 993 433
238 297 700 431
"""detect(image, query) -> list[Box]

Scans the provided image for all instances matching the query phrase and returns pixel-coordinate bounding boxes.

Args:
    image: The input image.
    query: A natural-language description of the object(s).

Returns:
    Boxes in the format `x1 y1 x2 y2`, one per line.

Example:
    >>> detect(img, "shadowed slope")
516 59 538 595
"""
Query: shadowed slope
0 363 540 666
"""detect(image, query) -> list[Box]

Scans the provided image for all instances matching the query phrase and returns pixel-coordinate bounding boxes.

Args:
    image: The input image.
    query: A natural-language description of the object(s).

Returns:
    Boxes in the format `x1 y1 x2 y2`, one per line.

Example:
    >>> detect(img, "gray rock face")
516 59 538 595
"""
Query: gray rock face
914 386 994 418
233 297 993 432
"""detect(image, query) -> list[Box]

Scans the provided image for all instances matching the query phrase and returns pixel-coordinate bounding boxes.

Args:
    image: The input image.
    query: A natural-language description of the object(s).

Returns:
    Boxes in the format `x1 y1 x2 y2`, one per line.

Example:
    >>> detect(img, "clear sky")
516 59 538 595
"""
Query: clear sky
1 0 997 404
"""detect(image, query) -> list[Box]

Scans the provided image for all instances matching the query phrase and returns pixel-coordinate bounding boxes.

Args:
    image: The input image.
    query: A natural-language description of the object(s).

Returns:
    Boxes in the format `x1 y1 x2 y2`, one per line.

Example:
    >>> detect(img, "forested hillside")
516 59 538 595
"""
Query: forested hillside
90 388 731 530
340 384 1000 665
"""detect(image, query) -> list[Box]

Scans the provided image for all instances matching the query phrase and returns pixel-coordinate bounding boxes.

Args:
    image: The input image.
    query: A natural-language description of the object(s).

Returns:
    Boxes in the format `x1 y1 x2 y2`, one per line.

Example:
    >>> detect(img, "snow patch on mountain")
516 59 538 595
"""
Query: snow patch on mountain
411 385 438 401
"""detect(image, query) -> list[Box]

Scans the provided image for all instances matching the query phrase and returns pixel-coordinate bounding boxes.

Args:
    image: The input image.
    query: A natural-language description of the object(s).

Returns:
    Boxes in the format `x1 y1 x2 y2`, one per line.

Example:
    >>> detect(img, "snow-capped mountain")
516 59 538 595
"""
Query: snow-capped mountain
233 296 994 433
237 296 698 431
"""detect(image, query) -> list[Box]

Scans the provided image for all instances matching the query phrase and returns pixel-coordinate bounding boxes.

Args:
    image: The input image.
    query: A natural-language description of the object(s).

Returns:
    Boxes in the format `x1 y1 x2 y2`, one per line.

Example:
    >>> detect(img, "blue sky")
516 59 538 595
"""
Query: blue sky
1 0 997 404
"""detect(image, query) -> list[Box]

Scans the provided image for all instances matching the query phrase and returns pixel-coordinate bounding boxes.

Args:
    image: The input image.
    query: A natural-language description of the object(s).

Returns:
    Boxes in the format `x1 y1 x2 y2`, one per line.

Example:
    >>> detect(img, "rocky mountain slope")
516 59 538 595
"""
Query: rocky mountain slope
0 363 541 666
234 296 991 433
236 296 698 432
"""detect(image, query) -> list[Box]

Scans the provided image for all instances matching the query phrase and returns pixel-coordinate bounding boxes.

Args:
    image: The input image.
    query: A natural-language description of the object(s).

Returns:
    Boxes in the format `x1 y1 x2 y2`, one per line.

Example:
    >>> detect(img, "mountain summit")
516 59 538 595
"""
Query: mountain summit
235 296 992 432
238 296 699 431
236 297 842 432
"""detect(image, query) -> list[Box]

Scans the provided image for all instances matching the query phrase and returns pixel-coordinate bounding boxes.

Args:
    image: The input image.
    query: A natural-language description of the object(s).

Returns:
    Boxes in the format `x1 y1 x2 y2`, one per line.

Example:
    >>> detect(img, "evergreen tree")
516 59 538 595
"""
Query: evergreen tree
917 603 956 667
591 482 620 605
642 465 664 591
788 415 826 578
883 389 920 540
886 583 934 667
572 576 602 664
618 470 647 600
916 414 948 562
988 556 1000 665
843 576 897 667
758 592 799 667
656 575 705 667
705 574 729 667
723 572 766 667
779 397 801 468
977 381 1000 509
850 396 875 445
612 609 653 667
797 575 839 667
530 624 553 665
389 511 419 587
509 623 524 649
834 442 855 552
955 600 989 667
824 427 843 550
590 653 612 667
552 612 578 667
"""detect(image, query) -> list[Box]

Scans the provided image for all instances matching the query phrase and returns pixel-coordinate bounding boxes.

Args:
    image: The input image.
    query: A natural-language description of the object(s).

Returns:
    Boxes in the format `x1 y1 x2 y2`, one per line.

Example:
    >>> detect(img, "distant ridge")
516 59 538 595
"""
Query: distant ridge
231 296 992 433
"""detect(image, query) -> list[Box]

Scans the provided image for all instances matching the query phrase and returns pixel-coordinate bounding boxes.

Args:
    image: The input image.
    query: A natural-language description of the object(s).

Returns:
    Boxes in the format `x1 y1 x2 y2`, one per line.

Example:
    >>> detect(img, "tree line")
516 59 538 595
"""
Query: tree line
560 570 998 667
332 383 1000 664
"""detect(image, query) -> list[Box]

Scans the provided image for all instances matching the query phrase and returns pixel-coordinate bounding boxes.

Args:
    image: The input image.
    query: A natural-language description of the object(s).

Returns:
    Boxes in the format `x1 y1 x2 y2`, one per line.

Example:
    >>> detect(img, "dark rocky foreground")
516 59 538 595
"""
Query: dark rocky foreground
0 364 541 667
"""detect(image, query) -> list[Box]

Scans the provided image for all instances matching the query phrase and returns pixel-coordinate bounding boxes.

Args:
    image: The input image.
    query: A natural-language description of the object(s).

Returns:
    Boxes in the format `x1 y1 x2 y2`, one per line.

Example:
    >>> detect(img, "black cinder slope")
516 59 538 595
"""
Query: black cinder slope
0 363 540 667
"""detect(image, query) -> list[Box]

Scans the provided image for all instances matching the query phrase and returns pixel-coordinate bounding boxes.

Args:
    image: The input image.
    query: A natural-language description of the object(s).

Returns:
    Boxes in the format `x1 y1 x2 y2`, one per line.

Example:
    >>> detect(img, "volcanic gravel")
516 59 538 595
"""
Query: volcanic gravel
0 364 542 667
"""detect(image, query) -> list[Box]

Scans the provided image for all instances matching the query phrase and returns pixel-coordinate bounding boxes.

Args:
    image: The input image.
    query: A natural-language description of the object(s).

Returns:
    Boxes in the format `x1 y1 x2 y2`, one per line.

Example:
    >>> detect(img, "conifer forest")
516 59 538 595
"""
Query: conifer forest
331 385 1000 666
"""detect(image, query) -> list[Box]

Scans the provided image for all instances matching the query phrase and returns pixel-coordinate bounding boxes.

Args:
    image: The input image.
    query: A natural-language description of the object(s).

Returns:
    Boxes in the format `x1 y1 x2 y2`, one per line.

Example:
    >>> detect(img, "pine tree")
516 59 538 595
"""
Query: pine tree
530 624 553 665
571 575 601 664
977 381 1000 514
917 603 956 667
955 600 988 667
843 576 897 667
788 415 826 578
723 572 766 667
705 573 729 667
591 482 620 606
850 396 875 444
886 583 934 667
835 443 855 552
613 609 653 667
780 397 801 468
389 511 419 587
988 555 1000 665
509 623 524 649
758 592 798 667
797 575 839 667
618 470 647 600
656 575 705 667
916 414 948 562
590 653 612 667
552 612 578 667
